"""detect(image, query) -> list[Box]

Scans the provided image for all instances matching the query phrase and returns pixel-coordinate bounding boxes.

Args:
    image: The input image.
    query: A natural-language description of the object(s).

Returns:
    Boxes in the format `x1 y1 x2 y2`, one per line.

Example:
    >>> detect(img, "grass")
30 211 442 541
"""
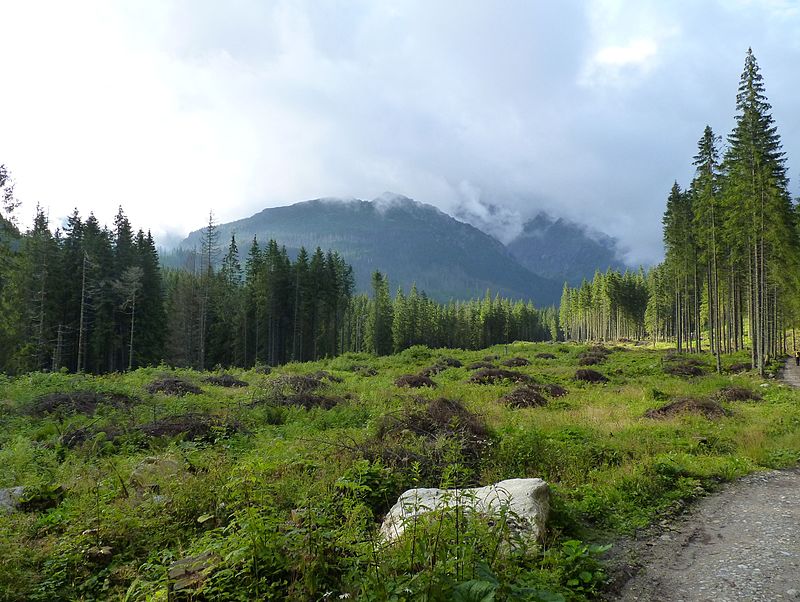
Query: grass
0 343 799 600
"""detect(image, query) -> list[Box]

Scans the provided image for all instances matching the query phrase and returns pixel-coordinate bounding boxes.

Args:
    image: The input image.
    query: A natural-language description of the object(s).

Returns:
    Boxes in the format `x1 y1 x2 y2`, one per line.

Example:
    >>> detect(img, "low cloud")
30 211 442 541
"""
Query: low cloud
0 1 798 265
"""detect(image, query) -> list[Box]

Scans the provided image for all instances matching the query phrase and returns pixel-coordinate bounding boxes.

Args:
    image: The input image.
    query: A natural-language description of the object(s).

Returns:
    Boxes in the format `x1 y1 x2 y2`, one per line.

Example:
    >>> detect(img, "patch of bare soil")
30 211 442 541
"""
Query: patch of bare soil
436 357 463 368
310 370 344 383
467 360 496 370
377 397 488 441
714 386 762 402
501 356 531 367
578 353 606 366
726 361 752 373
500 385 548 408
146 377 203 396
29 390 139 416
203 374 249 387
575 369 609 383
644 397 729 420
138 413 242 441
395 374 437 388
468 368 531 385
530 383 568 397
663 363 704 377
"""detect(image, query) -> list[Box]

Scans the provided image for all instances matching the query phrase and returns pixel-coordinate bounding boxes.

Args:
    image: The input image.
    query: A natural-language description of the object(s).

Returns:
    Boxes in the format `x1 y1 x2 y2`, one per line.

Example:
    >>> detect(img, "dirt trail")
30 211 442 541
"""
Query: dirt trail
612 357 800 602
781 354 800 388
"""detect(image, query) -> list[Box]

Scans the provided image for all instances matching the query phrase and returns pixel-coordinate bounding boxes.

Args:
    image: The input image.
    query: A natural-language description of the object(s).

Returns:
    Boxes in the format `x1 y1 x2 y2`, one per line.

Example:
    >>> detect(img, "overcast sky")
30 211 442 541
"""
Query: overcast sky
1 0 799 264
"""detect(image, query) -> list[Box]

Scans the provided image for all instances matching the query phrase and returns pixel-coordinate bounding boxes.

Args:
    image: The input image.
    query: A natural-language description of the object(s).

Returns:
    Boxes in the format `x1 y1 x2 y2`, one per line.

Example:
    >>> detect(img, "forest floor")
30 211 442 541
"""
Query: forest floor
612 356 800 601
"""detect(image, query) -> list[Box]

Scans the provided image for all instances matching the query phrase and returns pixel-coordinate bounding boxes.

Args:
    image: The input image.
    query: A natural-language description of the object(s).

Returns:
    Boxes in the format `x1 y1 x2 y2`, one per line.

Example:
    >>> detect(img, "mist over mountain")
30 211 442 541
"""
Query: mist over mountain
178 194 628 304
507 213 629 286
180 194 563 305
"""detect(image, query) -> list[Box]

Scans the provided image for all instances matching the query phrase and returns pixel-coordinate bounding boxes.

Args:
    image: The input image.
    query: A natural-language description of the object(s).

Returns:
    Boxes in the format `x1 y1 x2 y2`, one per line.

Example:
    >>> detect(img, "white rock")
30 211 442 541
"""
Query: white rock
0 486 25 514
130 456 182 491
380 478 549 543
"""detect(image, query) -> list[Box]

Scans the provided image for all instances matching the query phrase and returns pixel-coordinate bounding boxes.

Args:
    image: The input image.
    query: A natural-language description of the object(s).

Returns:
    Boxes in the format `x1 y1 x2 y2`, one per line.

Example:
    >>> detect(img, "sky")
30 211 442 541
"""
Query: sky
1 0 799 264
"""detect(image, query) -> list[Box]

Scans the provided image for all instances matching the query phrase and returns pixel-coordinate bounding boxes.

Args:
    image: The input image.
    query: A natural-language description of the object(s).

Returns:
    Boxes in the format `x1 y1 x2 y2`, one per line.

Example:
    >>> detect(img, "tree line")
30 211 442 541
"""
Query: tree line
659 49 799 375
343 273 557 356
0 203 165 374
0 196 558 374
558 269 649 342
559 50 800 375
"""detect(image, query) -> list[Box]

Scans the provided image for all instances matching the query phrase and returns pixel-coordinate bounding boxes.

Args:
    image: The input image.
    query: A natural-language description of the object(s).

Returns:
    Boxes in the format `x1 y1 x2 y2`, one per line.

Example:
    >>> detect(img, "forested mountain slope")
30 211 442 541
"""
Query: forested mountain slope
181 195 564 305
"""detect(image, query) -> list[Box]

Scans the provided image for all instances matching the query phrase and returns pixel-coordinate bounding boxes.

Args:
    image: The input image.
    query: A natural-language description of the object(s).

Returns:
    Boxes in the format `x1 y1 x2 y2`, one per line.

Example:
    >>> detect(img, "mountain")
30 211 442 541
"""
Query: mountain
180 194 563 305
506 213 628 286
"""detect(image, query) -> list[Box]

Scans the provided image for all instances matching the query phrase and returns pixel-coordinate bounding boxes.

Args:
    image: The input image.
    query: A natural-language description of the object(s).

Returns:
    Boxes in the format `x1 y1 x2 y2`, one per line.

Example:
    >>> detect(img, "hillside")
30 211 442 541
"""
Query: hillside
181 194 563 305
507 213 628 286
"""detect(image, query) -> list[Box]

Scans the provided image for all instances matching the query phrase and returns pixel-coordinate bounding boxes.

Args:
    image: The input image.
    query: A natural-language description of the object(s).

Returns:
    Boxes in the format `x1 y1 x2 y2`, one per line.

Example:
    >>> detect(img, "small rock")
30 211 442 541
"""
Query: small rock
168 551 218 592
0 486 25 514
130 456 182 492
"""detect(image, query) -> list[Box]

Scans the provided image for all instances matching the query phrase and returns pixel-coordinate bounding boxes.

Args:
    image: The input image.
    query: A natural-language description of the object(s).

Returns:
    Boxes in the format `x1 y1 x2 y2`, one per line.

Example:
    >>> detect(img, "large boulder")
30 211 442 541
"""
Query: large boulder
380 478 549 542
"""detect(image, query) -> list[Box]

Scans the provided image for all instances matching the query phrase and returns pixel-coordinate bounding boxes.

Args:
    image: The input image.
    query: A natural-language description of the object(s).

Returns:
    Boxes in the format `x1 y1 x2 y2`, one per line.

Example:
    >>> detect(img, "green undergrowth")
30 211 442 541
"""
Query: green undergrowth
0 343 798 600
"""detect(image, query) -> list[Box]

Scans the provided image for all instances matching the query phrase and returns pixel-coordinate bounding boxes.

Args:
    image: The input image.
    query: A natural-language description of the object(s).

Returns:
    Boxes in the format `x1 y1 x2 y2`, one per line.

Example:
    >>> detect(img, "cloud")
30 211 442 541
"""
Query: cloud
0 0 798 265
580 37 659 87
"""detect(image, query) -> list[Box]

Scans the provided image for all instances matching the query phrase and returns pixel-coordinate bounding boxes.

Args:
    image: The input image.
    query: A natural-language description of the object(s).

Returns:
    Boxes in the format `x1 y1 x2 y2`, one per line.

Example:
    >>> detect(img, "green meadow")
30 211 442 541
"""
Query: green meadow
1 343 799 601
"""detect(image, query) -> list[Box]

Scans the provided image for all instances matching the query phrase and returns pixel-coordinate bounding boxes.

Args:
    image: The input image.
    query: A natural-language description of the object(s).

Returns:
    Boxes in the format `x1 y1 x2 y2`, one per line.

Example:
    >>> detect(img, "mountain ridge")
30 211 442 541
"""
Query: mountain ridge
179 195 627 305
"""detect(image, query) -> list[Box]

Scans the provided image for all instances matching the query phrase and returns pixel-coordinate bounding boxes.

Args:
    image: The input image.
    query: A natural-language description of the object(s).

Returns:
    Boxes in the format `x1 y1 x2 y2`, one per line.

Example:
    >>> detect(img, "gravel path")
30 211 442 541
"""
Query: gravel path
782 355 800 388
612 357 800 602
